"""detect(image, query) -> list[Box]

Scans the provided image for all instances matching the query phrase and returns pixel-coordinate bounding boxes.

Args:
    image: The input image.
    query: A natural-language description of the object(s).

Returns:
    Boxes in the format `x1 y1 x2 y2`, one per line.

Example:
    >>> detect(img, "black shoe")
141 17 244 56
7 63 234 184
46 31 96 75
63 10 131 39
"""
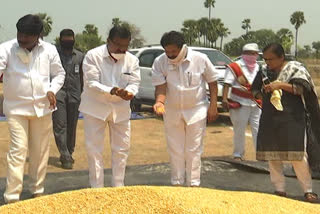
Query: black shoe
61 161 73 169
32 193 45 198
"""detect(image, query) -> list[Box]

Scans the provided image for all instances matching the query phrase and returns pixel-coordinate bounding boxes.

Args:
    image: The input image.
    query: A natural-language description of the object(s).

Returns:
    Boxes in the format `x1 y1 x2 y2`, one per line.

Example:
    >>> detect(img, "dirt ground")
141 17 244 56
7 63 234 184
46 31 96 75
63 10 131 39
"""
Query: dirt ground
0 111 256 177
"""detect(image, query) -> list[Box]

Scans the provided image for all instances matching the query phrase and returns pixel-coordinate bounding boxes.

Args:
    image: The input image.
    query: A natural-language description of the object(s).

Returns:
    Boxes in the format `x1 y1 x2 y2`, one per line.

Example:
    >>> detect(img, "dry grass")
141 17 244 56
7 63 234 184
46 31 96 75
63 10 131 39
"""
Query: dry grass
0 186 319 214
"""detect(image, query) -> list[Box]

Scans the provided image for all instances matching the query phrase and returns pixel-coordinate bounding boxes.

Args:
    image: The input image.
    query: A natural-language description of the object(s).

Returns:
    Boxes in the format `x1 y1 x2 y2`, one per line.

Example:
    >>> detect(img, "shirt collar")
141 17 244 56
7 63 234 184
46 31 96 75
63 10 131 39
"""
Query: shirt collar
184 48 192 62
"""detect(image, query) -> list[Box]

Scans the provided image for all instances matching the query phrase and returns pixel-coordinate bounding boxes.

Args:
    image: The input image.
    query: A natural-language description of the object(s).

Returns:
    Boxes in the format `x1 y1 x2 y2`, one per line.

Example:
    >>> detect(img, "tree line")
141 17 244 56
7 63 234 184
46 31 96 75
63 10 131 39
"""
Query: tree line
3 7 319 58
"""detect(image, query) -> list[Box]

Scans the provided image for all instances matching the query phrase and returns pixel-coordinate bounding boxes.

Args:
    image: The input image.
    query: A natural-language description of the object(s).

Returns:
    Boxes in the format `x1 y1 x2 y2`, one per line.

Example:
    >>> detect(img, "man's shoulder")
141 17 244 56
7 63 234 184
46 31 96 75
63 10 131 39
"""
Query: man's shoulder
0 39 18 49
188 49 208 62
86 44 106 56
125 51 139 62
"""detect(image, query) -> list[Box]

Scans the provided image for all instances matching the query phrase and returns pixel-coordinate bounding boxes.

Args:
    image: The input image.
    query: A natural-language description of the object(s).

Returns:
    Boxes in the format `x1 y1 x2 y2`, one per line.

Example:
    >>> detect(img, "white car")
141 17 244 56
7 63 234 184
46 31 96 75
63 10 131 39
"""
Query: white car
129 45 233 111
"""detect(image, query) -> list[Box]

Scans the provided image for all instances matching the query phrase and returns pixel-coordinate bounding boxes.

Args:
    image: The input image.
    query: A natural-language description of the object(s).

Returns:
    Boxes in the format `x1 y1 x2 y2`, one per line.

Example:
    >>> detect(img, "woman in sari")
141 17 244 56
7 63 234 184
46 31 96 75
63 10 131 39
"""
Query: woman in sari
251 43 320 203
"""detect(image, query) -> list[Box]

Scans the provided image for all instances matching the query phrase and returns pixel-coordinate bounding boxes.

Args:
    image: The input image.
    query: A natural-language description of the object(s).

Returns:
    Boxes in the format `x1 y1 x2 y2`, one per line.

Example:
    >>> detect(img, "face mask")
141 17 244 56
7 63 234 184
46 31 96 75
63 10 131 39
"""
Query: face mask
60 40 75 50
111 53 126 61
168 44 187 65
16 48 32 64
242 54 258 72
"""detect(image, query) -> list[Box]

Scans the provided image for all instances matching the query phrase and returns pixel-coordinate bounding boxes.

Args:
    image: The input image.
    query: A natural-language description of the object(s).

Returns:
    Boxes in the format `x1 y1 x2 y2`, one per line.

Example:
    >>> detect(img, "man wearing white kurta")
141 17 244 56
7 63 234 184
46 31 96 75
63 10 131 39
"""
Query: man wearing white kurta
0 14 65 203
222 43 261 160
79 26 140 188
152 31 219 187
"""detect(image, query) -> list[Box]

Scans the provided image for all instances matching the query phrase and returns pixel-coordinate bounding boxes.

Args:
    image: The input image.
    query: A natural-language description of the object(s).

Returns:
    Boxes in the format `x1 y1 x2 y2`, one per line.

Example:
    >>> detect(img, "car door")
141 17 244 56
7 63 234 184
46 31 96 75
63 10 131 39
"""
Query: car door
137 49 164 101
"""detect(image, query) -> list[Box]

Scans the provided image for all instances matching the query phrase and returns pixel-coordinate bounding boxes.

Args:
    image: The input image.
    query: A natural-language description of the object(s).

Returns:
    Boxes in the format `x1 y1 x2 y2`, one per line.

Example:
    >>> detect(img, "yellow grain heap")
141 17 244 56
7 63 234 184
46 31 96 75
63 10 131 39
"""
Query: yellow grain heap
0 186 319 214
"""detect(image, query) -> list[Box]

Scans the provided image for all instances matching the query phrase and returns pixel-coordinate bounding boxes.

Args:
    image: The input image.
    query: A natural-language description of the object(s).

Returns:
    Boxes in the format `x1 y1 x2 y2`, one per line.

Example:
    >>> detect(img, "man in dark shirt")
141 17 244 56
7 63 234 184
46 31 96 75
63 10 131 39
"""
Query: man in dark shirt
53 29 84 169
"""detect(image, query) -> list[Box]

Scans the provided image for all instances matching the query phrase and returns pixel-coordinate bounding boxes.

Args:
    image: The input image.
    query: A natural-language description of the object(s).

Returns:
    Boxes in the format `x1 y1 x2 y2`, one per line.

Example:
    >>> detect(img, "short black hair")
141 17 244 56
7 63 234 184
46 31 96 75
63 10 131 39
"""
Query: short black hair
108 26 131 41
263 43 285 58
16 14 43 35
160 31 185 49
60 29 75 39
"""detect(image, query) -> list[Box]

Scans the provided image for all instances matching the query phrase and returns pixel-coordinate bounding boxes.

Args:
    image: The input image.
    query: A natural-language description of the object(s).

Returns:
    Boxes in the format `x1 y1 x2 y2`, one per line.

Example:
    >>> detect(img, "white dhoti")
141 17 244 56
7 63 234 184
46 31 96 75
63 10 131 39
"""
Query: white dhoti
83 113 130 188
164 115 206 187
4 114 52 203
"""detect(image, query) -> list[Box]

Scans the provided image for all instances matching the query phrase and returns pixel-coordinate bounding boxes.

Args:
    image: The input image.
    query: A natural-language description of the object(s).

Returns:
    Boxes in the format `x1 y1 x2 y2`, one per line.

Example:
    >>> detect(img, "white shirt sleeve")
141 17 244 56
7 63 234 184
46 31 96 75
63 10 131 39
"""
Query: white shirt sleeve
125 57 141 95
48 48 66 94
83 52 113 94
152 57 166 86
224 67 235 85
0 44 8 77
203 55 219 83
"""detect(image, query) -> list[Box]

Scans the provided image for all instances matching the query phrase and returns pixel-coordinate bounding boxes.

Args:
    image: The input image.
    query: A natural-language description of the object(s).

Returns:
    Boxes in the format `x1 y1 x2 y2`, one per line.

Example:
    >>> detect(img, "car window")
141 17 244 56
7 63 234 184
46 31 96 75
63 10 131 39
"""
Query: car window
139 50 164 68
194 49 232 66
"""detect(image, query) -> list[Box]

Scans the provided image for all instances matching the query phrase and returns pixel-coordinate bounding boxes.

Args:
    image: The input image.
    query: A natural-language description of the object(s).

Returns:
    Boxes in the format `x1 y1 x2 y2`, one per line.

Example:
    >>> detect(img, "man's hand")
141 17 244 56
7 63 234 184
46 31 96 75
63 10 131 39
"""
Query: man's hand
122 92 134 101
47 91 56 110
110 87 134 100
207 104 218 123
153 101 165 116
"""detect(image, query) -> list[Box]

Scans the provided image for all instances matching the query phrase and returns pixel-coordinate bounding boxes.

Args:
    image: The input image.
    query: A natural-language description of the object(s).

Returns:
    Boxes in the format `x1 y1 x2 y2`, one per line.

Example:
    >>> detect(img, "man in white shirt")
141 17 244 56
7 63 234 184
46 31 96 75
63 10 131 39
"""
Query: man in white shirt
0 14 65 203
152 31 219 187
222 43 262 161
79 26 140 188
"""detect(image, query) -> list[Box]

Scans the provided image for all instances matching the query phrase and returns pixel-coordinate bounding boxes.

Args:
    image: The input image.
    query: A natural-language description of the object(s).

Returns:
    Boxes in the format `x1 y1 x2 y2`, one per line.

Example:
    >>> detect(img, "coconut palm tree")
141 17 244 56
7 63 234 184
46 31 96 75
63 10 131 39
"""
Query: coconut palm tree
276 28 294 53
197 17 209 47
290 11 306 58
204 0 216 20
217 24 230 51
35 13 53 37
241 19 251 34
181 20 198 45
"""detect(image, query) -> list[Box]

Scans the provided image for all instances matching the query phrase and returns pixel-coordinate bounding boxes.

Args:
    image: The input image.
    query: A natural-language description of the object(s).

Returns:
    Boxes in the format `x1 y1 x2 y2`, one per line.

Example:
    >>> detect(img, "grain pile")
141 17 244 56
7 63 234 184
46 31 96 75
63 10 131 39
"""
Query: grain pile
0 186 319 214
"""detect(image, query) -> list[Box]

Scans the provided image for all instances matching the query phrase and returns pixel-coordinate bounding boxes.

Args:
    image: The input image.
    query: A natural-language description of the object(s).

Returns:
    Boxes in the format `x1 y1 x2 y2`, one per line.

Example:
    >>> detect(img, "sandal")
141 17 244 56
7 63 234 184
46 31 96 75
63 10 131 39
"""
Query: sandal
304 192 318 203
274 191 287 197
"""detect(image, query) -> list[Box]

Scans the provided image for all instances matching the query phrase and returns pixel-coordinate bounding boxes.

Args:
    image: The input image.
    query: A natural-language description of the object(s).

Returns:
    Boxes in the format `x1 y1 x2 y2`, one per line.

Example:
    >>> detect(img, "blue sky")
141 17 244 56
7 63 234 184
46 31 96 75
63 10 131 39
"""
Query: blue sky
0 0 318 50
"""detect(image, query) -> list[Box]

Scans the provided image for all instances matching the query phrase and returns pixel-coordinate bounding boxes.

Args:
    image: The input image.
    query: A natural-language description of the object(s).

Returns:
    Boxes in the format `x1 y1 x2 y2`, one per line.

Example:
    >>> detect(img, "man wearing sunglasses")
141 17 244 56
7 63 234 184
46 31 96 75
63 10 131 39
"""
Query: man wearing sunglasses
79 26 140 188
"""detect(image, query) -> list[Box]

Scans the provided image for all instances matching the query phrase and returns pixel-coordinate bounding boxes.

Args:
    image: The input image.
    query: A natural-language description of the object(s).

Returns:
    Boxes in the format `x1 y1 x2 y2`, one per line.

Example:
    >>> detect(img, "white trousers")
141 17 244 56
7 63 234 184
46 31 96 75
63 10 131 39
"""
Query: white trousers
164 117 207 186
4 114 52 203
83 113 130 188
269 156 313 193
229 105 261 158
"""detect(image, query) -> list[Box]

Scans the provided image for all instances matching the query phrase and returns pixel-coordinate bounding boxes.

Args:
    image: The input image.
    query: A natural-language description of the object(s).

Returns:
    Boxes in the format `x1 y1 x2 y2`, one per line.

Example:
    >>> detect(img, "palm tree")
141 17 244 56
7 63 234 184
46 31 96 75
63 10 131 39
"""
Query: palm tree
197 17 209 47
276 28 293 53
181 20 198 45
203 0 216 20
35 13 53 37
217 24 230 51
290 11 306 58
207 18 221 48
241 19 251 34
112 18 122 26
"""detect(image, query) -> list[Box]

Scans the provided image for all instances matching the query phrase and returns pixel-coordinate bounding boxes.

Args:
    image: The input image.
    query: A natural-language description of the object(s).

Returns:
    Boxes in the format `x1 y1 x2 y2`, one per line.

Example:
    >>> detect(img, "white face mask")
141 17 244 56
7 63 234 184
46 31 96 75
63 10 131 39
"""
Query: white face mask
16 48 32 64
111 53 126 61
168 44 187 65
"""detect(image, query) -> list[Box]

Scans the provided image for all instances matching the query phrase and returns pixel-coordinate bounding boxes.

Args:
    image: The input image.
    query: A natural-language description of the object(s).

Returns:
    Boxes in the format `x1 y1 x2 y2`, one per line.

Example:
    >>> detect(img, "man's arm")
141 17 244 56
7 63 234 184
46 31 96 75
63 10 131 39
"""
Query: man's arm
82 52 114 94
207 81 219 122
153 83 167 115
222 83 230 110
0 44 8 77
